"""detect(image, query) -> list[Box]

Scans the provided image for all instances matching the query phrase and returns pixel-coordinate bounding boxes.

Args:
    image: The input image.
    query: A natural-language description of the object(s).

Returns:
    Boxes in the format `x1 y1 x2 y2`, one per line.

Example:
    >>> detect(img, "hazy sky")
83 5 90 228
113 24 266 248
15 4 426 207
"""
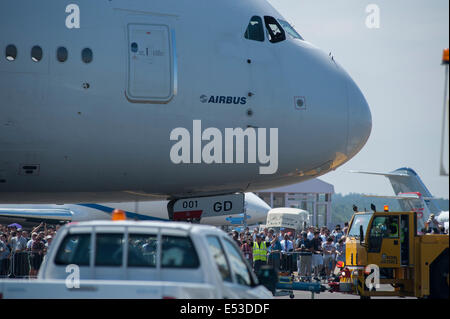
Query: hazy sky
268 0 449 198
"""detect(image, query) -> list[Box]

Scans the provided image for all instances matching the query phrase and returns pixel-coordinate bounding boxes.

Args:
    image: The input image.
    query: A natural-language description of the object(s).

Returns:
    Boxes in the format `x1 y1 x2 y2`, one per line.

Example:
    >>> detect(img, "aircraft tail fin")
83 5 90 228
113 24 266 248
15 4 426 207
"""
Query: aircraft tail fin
351 167 442 215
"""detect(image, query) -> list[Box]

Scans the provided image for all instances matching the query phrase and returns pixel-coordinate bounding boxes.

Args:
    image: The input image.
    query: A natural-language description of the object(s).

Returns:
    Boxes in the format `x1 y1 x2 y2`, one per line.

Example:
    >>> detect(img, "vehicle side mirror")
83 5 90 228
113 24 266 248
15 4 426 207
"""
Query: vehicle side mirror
359 225 364 244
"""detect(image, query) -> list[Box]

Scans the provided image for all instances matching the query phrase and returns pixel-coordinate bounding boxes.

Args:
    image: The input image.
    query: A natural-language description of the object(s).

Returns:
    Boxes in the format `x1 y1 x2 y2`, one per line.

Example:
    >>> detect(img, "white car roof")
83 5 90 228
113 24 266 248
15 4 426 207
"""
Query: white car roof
64 220 221 233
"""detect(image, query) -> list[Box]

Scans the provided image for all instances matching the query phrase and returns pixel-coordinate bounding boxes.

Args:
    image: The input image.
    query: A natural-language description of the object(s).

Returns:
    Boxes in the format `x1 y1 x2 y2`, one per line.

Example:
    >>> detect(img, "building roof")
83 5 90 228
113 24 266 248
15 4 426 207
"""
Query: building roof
258 178 334 194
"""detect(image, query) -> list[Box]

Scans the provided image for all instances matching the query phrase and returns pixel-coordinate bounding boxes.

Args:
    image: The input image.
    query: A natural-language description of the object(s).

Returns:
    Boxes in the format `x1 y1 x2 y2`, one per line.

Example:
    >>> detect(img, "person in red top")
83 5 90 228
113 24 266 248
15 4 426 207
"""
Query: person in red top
241 237 253 269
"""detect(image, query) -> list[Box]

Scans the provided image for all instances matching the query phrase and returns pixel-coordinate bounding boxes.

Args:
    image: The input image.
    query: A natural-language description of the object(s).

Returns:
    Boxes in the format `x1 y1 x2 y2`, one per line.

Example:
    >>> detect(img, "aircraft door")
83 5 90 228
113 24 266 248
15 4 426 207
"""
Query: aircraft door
243 16 282 126
367 215 401 267
126 24 175 103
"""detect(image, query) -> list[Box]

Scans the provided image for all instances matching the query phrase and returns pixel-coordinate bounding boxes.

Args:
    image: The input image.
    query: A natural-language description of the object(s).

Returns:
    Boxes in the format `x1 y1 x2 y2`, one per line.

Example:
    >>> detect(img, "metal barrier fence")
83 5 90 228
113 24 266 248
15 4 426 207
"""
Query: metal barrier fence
0 252 45 279
267 251 308 273
267 251 338 280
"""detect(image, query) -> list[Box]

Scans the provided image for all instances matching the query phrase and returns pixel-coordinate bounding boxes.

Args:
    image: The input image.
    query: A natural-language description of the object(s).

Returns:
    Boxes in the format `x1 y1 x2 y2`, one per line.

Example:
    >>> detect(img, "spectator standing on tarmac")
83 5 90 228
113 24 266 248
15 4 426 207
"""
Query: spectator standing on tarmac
263 228 269 239
332 225 344 243
280 234 294 271
280 234 294 253
27 233 37 251
0 233 10 277
252 234 267 274
322 237 336 277
311 231 323 280
241 237 253 269
295 231 312 281
29 233 45 278
232 230 241 246
342 222 349 236
320 228 327 243
335 237 346 264
307 227 315 240
44 235 53 251
425 214 442 234
265 229 274 245
252 228 259 241
268 234 282 273
11 229 29 277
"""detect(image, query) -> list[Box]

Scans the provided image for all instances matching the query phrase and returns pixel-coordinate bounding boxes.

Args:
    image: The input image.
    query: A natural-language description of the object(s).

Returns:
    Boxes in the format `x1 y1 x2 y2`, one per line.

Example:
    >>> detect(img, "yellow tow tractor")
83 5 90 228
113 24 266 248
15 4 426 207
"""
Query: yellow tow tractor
330 207 449 299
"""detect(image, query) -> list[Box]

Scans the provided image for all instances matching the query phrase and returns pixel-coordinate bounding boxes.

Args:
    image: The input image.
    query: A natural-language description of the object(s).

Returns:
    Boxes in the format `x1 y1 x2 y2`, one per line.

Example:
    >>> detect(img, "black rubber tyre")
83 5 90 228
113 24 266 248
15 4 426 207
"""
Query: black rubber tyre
429 248 449 299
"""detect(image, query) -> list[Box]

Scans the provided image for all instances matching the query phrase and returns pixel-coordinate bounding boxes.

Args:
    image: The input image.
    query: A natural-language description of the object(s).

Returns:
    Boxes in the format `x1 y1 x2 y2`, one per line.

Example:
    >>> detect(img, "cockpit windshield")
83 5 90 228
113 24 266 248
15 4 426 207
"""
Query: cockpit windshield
264 16 286 43
347 213 373 238
244 16 265 42
278 20 304 40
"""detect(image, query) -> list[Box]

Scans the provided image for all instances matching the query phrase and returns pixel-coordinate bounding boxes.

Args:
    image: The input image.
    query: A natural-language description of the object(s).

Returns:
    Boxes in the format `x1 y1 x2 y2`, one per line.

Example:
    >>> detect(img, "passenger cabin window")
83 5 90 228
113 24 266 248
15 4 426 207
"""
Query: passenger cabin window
31 46 43 62
278 20 304 40
57 47 68 63
95 233 123 266
54 233 91 266
161 235 200 268
207 236 232 282
244 16 265 42
264 16 286 43
82 48 93 63
5 44 17 61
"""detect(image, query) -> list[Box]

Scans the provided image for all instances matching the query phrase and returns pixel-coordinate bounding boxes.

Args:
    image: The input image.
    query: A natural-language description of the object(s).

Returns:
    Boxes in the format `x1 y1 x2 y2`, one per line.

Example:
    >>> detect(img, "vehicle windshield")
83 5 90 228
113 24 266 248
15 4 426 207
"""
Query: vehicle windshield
347 213 373 238
278 20 304 40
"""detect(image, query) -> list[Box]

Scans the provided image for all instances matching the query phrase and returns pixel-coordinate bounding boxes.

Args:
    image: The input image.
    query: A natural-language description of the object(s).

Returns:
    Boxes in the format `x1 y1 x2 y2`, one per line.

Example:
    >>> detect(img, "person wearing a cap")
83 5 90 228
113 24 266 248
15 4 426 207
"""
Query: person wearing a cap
252 234 267 274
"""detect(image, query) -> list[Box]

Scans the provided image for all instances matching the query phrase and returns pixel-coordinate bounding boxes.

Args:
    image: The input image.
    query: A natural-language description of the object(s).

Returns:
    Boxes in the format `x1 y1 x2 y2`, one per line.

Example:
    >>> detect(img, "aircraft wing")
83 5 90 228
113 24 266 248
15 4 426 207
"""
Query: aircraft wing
0 208 73 221
349 170 409 177
362 194 434 200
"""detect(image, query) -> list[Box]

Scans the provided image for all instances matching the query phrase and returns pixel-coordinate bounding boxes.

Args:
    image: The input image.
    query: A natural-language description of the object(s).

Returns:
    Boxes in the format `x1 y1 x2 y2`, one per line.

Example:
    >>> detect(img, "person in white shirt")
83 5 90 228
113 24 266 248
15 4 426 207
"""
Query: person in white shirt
307 227 315 241
280 234 294 253
27 233 38 250
322 237 336 277
280 234 294 271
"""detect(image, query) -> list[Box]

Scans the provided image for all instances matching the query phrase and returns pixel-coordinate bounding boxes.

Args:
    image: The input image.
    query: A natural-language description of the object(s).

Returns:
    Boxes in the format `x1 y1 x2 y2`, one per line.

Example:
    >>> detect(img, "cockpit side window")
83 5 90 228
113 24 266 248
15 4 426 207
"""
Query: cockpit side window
278 20 304 41
264 16 286 43
244 16 265 42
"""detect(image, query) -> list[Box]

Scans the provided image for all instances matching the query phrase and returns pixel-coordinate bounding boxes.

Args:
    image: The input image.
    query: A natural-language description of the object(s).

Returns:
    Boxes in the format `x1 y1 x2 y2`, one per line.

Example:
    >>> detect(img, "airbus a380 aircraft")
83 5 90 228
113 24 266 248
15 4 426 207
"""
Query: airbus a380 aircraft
0 0 371 208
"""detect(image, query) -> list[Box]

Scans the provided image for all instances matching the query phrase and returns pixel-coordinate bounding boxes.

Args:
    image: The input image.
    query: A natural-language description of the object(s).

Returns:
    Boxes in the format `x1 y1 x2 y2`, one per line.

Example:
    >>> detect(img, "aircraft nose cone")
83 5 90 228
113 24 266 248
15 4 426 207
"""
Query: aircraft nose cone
346 77 372 158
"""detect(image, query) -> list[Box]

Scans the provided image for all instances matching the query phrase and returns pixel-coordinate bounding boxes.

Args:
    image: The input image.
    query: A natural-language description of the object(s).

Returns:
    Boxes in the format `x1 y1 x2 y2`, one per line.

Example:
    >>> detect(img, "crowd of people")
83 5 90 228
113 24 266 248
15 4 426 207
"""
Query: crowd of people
0 222 60 278
230 223 350 282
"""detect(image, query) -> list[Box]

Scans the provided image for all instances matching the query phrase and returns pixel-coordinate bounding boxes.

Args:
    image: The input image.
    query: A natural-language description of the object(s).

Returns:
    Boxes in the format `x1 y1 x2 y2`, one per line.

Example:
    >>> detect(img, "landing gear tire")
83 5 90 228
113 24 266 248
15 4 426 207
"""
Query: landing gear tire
289 293 295 299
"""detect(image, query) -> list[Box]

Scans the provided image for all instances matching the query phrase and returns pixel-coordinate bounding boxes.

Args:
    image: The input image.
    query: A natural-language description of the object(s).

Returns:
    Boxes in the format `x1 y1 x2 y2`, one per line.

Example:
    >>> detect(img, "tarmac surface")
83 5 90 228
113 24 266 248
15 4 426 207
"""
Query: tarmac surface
274 283 416 299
